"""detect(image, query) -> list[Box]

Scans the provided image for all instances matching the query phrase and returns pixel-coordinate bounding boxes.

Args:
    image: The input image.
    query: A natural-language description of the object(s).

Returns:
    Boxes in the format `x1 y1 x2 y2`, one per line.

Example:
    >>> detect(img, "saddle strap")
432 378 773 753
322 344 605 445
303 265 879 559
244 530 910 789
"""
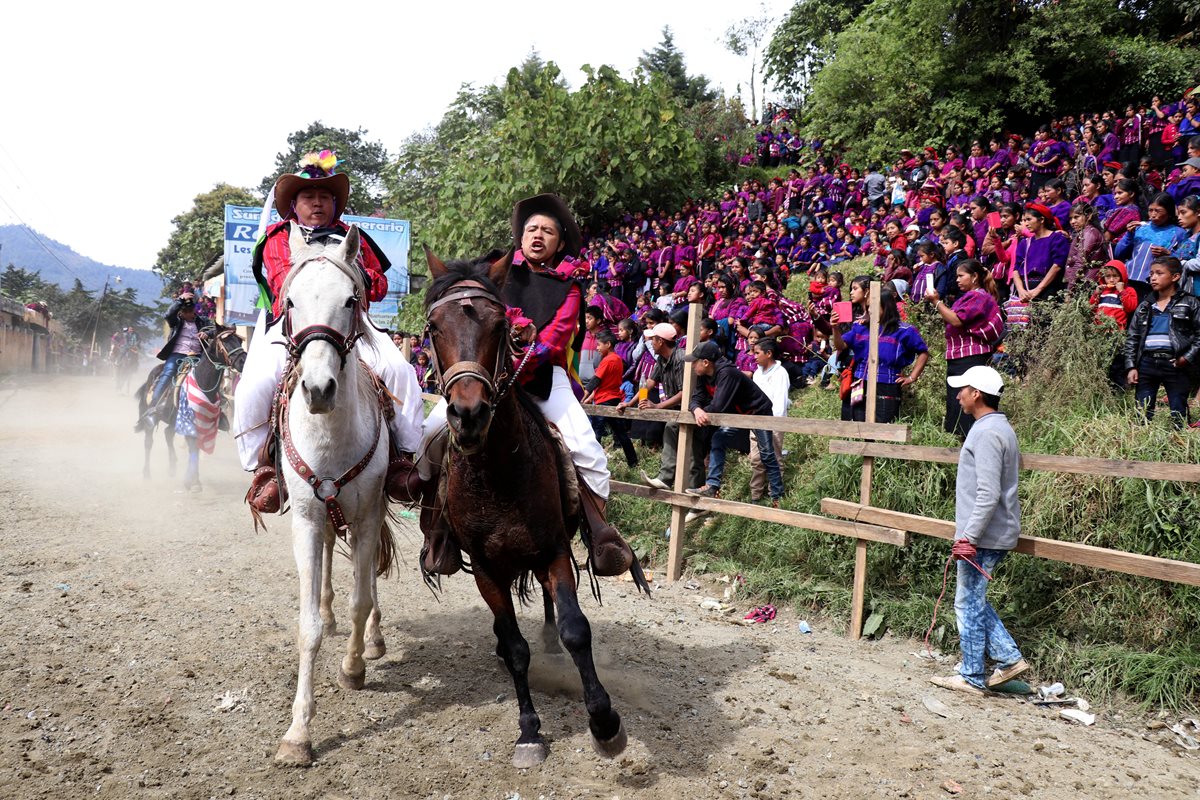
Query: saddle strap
279 376 382 540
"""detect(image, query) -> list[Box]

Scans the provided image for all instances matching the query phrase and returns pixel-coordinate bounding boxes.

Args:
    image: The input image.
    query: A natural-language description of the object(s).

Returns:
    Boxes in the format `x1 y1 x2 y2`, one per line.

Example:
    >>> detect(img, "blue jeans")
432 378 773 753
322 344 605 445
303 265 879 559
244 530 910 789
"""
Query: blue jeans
707 426 784 499
954 548 1023 689
151 353 187 406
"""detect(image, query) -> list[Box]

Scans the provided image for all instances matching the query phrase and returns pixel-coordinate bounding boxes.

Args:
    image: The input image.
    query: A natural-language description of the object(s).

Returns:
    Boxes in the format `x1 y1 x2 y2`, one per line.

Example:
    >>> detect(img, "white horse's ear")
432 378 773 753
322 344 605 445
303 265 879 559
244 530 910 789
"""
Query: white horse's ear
289 221 307 255
487 249 513 288
425 246 448 278
339 224 362 264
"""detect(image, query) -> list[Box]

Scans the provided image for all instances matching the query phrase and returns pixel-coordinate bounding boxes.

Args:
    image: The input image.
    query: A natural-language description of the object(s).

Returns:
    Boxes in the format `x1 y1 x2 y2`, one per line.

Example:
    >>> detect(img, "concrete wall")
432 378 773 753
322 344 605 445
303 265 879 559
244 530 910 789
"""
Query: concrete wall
0 296 64 374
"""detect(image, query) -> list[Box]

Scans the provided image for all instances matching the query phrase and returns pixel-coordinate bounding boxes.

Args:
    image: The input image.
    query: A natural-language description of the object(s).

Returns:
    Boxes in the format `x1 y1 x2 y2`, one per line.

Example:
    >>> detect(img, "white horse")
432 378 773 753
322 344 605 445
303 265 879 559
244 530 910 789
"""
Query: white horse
273 223 393 767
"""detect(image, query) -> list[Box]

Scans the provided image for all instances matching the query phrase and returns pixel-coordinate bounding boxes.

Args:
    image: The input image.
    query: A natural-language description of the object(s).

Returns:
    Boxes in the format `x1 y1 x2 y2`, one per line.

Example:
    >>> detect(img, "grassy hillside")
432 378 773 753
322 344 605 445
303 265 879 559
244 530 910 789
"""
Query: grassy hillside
606 260 1200 711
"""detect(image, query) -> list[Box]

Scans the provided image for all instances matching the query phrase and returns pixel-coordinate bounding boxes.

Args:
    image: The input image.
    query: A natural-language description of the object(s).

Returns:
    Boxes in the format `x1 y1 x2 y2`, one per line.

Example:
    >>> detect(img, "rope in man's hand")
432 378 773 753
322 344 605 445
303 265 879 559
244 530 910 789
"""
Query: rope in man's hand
924 538 993 659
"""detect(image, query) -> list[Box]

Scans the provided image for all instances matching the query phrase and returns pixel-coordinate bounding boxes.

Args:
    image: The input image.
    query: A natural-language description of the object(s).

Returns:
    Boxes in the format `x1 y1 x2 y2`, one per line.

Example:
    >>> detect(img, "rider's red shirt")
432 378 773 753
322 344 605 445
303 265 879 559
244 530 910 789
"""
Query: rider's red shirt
256 221 389 317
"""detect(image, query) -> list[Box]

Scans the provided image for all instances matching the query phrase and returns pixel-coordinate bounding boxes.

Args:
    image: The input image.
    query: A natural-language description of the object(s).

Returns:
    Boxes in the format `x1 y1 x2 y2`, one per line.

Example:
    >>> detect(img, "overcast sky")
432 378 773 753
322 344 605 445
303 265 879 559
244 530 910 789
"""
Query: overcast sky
0 0 793 272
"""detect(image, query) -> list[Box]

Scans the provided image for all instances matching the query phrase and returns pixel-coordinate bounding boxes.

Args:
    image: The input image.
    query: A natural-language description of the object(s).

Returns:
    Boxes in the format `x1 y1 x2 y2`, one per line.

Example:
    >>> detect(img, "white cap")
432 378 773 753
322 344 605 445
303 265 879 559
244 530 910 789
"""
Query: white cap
947 365 1004 395
643 322 677 341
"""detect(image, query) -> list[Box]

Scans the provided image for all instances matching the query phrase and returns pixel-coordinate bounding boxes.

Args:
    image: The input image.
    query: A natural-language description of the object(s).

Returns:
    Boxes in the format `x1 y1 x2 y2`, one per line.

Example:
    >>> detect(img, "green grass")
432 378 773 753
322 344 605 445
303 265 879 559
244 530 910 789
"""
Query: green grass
604 273 1200 712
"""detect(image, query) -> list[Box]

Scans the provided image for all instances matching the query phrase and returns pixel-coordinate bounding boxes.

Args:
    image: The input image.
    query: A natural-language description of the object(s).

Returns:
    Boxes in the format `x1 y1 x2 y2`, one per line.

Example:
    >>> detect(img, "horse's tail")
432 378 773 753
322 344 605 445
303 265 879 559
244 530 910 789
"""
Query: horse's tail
377 511 397 578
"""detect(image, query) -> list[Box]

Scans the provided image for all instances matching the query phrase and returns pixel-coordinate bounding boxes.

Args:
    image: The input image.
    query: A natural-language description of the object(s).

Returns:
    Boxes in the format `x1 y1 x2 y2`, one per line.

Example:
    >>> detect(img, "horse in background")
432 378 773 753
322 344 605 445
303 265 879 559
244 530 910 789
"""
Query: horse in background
422 250 632 768
271 223 394 767
134 324 245 489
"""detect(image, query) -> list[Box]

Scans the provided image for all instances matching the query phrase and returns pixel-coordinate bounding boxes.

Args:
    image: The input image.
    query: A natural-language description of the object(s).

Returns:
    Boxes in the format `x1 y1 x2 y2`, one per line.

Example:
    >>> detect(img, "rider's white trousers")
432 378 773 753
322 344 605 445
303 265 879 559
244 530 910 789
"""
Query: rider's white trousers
233 312 425 471
416 366 610 498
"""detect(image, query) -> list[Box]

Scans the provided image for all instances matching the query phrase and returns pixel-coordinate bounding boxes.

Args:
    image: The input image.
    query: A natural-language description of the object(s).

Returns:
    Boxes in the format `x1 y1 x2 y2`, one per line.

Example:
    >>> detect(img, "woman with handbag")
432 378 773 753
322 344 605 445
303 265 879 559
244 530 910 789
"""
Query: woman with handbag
924 259 1004 439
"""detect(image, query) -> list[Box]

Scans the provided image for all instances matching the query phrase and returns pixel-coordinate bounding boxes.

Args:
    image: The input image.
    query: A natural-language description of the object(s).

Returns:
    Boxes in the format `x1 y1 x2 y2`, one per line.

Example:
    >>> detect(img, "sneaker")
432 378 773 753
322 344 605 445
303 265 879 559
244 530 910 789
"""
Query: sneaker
985 658 1030 688
686 484 720 498
929 675 986 696
684 509 709 523
641 470 670 491
770 498 781 509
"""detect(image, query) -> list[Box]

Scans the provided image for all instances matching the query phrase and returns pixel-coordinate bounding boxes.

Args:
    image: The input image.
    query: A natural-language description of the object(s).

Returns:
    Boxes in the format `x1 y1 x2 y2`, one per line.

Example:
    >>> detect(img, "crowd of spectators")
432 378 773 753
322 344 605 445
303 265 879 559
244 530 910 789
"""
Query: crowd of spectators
401 89 1200 502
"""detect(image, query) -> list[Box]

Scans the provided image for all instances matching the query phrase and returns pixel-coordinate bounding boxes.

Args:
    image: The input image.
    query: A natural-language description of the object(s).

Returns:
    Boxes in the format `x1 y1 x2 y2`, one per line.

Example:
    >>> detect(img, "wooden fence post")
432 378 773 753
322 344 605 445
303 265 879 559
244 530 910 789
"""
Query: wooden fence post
849 281 882 639
666 302 703 583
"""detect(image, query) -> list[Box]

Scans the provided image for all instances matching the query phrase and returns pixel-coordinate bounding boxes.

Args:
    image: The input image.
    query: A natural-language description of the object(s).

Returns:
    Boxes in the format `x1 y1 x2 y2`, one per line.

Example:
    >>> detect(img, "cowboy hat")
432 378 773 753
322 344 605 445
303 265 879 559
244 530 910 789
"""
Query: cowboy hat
273 150 350 220
511 193 582 263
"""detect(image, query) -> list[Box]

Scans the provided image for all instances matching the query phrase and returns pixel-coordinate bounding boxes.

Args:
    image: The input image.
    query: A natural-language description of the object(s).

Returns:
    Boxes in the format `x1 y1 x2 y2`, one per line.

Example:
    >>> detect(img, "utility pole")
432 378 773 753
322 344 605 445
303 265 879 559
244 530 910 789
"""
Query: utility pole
88 277 110 368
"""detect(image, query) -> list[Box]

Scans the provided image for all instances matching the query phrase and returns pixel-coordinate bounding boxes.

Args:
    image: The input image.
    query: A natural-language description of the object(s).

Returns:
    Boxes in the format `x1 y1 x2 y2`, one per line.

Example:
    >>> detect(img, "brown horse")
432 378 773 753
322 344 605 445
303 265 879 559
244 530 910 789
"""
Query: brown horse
423 250 630 768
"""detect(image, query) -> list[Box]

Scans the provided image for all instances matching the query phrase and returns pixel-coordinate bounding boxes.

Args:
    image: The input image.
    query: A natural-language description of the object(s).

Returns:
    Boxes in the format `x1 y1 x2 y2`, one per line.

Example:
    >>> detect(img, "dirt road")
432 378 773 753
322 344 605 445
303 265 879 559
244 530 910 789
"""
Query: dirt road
0 374 1195 799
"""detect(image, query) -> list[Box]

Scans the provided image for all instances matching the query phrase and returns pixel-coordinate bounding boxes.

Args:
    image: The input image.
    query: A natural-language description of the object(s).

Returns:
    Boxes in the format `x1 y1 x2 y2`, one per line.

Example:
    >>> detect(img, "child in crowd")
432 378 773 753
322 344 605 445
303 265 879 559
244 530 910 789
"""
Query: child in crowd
583 329 639 467
1091 259 1139 388
1124 256 1200 427
750 337 790 504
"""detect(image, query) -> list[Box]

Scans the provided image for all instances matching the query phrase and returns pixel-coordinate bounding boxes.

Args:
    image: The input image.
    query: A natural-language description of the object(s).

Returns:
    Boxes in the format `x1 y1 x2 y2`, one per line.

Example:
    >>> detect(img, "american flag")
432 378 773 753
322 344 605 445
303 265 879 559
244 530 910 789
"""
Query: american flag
176 372 220 454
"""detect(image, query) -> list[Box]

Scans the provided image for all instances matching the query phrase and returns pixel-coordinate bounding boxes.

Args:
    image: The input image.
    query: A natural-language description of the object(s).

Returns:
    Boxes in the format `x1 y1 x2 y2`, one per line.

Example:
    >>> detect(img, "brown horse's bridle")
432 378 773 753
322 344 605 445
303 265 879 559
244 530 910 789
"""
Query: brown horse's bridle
424 280 533 404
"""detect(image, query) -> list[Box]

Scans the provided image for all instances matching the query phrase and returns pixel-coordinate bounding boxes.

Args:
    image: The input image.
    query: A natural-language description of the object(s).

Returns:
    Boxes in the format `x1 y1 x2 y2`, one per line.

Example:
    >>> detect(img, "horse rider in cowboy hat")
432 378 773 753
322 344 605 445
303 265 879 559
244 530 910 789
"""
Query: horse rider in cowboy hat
234 150 424 513
415 193 639 581
136 290 210 430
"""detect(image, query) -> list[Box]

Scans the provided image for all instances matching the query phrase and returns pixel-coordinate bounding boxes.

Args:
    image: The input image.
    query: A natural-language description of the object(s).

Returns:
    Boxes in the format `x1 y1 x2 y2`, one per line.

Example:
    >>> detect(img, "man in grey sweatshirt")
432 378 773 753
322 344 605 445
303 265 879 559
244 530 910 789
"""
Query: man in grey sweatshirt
932 366 1030 695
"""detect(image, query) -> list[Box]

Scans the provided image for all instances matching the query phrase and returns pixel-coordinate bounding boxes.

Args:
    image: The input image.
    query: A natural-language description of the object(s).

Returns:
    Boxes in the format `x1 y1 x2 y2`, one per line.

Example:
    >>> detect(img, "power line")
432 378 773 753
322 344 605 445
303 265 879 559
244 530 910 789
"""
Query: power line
0 187 85 282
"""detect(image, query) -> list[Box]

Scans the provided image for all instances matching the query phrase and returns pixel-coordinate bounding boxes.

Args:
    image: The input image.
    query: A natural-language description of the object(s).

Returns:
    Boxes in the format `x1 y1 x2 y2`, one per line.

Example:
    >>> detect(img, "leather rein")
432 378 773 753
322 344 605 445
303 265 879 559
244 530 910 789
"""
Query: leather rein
275 251 381 538
424 280 534 405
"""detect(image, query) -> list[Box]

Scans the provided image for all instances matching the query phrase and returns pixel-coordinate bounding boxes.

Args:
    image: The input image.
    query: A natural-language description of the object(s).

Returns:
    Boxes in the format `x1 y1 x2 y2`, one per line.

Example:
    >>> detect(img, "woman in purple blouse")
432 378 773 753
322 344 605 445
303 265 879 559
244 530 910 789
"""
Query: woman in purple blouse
1011 203 1072 302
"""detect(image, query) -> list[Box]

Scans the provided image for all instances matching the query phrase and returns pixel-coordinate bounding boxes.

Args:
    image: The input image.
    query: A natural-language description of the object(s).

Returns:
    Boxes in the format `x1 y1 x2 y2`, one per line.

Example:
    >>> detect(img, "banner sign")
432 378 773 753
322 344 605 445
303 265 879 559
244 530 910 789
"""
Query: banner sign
223 205 410 328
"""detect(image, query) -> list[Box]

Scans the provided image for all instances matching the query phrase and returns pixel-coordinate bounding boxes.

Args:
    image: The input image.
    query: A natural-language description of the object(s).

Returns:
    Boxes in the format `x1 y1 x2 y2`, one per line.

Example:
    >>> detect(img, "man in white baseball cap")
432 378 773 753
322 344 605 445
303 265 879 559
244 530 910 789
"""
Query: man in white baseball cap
932 365 1030 695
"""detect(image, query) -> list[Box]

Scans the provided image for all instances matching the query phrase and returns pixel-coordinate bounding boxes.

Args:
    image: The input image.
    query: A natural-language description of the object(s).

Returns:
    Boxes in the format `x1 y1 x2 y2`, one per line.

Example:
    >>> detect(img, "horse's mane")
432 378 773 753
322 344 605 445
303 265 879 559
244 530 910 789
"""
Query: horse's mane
424 252 504 311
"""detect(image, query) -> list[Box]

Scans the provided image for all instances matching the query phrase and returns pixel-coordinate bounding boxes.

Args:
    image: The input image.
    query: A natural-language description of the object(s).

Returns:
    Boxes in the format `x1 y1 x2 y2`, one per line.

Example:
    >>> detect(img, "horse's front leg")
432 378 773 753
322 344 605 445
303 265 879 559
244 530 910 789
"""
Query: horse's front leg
338 509 382 690
475 568 547 767
320 529 336 637
546 551 626 758
276 516 325 767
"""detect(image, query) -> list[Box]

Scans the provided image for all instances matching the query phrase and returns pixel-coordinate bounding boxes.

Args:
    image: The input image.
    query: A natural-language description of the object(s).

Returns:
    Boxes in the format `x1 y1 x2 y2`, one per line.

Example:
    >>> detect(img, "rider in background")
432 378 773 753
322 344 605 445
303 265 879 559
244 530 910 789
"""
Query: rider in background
234 151 423 511
138 293 207 429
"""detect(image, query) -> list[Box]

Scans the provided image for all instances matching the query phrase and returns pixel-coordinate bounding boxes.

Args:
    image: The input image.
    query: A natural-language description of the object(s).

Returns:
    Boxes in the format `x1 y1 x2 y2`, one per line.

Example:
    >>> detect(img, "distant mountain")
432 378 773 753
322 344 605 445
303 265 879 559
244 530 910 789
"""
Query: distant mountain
0 224 164 302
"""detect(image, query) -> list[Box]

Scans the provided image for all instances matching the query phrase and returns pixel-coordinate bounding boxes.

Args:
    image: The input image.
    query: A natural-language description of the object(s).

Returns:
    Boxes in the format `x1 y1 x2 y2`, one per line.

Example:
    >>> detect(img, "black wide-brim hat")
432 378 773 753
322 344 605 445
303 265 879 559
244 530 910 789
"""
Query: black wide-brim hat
511 193 582 263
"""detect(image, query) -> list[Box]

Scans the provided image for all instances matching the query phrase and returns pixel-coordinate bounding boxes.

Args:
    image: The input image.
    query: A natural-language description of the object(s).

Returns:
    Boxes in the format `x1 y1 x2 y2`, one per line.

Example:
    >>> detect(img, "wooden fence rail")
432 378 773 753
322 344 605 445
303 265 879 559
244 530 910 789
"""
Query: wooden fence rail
821 498 1200 588
826 439 1200 482
585 404 912 443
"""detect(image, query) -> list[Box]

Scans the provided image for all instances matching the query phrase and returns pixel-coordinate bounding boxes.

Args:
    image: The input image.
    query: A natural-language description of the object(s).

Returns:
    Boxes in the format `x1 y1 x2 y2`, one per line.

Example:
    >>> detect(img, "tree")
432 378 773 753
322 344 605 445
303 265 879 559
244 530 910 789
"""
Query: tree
154 183 259 294
259 122 389 215
791 0 1195 162
724 5 776 123
762 0 870 103
637 27 717 107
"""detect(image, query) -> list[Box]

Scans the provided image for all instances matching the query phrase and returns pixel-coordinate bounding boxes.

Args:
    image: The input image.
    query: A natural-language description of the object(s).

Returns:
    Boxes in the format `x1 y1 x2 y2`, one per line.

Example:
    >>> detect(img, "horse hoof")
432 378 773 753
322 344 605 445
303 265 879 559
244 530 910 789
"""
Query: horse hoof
512 741 549 769
591 720 627 759
274 739 314 767
363 640 386 660
189 484 203 494
321 621 337 638
337 666 365 691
